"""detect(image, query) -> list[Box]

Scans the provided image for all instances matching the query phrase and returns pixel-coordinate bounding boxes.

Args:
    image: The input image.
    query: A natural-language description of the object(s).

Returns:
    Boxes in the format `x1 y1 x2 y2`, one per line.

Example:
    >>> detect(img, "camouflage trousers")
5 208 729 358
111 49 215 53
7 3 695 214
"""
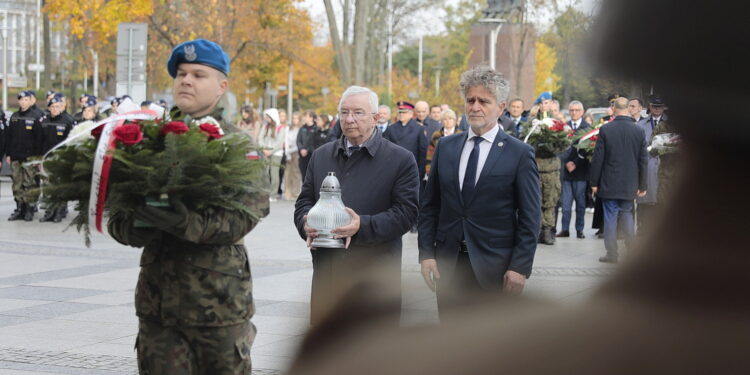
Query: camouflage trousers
10 160 39 204
536 157 561 228
136 318 255 375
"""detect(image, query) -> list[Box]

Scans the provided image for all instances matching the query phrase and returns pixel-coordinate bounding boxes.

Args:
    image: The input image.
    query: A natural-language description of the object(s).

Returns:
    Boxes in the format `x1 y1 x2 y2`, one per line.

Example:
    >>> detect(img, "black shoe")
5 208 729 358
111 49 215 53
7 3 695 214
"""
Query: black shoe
556 230 570 238
541 227 555 245
576 232 585 239
599 255 618 263
40 211 55 222
24 204 36 221
8 204 25 221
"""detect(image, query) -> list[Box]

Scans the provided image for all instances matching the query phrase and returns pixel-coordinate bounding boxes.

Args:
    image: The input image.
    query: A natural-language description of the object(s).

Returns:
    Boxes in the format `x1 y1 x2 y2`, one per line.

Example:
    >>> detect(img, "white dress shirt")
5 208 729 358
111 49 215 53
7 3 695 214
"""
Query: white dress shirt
458 125 500 190
570 120 581 130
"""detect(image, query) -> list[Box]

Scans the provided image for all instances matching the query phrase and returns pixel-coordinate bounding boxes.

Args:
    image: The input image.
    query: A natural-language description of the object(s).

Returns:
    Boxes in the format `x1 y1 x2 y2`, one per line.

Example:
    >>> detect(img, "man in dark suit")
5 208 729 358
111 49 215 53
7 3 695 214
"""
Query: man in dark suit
558 100 591 238
589 97 648 263
418 66 541 311
415 101 442 140
295 86 420 325
504 98 528 138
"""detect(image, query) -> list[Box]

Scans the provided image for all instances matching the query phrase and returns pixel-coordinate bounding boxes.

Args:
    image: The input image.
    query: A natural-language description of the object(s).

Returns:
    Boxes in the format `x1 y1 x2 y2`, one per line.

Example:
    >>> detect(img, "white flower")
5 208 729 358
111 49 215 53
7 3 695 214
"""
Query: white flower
66 121 96 144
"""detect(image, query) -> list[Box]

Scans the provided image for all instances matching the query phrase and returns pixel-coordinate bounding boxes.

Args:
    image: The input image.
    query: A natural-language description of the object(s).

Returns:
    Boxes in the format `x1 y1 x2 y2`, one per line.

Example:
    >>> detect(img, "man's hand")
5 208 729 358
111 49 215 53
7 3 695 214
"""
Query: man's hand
302 215 318 248
637 190 647 197
263 150 273 158
503 270 526 294
565 161 576 173
331 207 360 249
420 259 440 292
591 186 598 196
300 149 308 157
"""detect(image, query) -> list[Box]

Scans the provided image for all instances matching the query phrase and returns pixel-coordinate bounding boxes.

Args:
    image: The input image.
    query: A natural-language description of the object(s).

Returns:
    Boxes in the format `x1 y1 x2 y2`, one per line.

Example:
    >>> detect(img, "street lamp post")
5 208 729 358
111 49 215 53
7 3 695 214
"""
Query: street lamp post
1 27 8 112
478 18 506 71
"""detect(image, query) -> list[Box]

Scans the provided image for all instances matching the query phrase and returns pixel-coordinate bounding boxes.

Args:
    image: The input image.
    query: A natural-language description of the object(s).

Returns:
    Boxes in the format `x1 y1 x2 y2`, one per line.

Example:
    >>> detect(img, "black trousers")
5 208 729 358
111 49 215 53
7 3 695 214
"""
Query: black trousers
435 252 498 316
299 154 311 182
310 247 402 326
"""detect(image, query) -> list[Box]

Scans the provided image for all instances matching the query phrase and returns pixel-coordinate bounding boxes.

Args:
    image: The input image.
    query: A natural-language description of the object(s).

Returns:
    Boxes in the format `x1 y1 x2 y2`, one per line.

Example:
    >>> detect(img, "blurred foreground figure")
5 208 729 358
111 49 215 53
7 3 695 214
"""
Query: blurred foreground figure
287 1 750 374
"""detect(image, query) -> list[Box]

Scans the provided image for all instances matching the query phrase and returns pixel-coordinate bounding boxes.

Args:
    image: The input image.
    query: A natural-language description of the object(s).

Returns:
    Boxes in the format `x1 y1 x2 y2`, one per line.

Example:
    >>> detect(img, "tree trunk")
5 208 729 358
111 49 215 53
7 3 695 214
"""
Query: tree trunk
353 0 369 84
324 0 351 84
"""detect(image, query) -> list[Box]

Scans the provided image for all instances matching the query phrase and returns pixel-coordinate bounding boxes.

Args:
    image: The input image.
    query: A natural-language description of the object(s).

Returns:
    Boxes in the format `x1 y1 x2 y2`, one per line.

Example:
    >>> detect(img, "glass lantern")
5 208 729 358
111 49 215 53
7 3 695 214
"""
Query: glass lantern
306 172 352 248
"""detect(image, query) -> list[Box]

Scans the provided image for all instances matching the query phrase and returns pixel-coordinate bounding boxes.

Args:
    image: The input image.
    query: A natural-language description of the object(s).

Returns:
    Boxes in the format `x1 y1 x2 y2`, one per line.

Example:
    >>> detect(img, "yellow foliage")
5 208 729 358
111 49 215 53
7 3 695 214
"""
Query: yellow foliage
44 0 152 44
535 40 560 95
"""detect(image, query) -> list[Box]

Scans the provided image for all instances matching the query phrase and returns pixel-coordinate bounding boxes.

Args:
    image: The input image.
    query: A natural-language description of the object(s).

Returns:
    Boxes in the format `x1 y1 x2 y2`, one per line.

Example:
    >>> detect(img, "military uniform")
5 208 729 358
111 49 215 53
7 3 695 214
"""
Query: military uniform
108 39 268 375
107 112 268 374
536 156 561 244
6 99 44 221
38 108 76 222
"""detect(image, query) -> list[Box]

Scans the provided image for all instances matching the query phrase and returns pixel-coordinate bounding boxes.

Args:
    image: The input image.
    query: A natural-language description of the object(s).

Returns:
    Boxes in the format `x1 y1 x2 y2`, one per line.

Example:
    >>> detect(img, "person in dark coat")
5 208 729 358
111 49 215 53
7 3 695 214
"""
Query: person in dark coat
38 94 76 222
294 86 420 326
325 117 341 143
558 100 591 238
418 66 541 312
589 97 648 263
383 101 428 180
415 100 442 140
296 110 319 180
6 90 45 221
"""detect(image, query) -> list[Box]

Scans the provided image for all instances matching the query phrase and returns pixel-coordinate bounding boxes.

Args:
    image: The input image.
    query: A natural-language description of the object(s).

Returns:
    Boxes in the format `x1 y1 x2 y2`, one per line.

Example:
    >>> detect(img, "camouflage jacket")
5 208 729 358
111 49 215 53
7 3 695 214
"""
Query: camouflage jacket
108 108 270 327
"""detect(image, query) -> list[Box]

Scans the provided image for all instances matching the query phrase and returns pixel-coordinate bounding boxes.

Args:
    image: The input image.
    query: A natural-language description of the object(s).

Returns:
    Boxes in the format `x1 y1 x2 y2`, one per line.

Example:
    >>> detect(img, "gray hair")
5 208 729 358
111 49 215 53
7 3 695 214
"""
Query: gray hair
459 66 510 104
441 109 457 120
568 100 584 110
378 104 391 115
339 86 379 113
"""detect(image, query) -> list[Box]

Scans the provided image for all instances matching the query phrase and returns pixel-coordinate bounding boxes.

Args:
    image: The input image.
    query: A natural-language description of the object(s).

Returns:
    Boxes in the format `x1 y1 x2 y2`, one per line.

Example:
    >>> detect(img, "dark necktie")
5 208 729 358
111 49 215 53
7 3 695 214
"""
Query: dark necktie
462 136 483 203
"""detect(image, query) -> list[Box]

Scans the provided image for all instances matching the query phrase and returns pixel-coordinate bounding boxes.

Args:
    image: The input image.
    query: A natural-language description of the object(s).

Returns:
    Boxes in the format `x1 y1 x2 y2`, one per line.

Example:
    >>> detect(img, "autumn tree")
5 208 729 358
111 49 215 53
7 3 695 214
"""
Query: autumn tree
534 40 560 95
146 0 314 110
43 0 152 104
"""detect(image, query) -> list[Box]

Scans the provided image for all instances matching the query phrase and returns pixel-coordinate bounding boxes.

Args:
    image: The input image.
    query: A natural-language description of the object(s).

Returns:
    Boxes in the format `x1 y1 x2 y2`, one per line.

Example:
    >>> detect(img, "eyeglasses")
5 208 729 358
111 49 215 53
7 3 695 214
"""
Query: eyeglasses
339 110 374 120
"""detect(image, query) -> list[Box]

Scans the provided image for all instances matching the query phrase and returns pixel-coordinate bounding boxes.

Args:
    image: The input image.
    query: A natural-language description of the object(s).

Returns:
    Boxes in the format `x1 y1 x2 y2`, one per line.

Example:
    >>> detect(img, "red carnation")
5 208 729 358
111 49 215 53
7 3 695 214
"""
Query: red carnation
91 124 104 139
199 123 224 140
112 124 144 146
591 135 598 142
161 121 189 135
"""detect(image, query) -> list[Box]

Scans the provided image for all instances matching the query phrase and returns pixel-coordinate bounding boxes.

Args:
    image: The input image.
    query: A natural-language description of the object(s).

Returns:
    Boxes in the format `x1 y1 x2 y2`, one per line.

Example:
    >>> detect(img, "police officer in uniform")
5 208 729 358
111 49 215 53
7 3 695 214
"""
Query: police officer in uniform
79 97 101 124
38 94 75 222
6 90 45 221
106 39 269 375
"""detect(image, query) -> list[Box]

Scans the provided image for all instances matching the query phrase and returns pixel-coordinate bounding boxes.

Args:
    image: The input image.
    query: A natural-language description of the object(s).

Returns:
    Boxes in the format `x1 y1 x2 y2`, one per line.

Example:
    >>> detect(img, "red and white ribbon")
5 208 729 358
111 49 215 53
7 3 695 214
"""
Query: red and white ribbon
88 110 156 233
579 128 600 142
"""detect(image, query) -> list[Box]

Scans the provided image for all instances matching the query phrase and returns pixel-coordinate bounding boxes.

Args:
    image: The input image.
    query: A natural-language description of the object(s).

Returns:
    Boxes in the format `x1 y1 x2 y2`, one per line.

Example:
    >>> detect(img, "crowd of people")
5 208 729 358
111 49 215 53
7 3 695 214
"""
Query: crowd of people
0 34 678 373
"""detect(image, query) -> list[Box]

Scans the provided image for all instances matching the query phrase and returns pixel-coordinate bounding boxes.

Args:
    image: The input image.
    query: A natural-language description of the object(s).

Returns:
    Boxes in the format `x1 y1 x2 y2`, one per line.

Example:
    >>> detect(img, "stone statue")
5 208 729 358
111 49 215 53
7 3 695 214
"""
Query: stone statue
484 0 523 18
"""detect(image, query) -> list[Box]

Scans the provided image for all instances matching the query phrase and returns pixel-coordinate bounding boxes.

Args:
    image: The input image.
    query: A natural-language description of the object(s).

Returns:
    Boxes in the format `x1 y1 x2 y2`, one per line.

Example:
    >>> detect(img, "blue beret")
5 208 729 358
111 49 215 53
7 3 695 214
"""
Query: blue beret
534 91 552 104
83 98 97 108
17 90 36 99
167 39 230 78
48 94 65 107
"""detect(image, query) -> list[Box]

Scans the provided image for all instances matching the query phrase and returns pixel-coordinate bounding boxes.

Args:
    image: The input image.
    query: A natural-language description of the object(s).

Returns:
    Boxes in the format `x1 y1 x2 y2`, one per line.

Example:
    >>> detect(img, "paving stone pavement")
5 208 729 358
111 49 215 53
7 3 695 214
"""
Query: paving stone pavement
0 177 619 374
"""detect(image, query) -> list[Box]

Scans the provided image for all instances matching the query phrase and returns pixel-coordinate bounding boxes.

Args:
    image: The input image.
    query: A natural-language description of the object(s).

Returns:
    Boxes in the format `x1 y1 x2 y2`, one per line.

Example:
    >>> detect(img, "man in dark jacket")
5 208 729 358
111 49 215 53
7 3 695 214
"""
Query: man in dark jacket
107 38 269 374
383 101 427 180
415 101 442 140
6 90 45 221
294 85 419 325
296 110 318 180
558 100 591 238
589 97 648 263
38 94 76 222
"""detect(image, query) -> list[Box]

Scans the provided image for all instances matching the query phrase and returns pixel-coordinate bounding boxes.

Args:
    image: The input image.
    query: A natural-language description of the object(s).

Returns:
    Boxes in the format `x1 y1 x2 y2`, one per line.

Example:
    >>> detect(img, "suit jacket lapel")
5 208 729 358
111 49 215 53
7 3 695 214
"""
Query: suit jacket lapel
467 130 508 206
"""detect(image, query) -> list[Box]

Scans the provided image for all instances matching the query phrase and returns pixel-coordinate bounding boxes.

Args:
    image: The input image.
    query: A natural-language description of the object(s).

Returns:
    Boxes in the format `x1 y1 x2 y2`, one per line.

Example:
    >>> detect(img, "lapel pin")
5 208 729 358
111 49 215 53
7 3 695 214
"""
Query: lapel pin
498 142 504 147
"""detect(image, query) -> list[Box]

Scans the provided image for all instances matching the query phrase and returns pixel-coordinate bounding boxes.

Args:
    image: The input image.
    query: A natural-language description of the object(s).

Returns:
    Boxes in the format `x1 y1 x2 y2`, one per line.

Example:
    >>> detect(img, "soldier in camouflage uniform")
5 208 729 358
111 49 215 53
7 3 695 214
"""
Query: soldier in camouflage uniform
536 156 561 245
107 39 269 375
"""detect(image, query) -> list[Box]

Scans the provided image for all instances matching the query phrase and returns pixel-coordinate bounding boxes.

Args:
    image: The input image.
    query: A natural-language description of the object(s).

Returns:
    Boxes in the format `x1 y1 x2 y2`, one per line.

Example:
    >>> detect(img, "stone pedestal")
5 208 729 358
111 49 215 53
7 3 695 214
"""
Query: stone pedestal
469 23 537 107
